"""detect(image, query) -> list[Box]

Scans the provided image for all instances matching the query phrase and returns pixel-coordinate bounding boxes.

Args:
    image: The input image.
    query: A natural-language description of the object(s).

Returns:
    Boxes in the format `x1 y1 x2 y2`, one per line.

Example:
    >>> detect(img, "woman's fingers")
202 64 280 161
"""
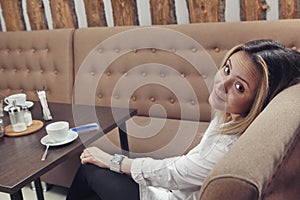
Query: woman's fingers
79 147 112 168
80 148 98 165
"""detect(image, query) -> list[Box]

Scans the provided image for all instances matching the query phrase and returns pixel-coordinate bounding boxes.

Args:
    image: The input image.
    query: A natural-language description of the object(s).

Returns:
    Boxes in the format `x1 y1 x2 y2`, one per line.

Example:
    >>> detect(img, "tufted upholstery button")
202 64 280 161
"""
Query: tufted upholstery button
98 48 103 53
202 74 207 79
98 93 103 99
13 68 17 72
170 98 175 104
142 72 147 77
131 96 136 101
115 95 119 99
191 100 196 105
0 68 4 72
192 48 197 53
214 47 220 52
115 48 120 53
160 72 166 78
26 68 30 73
90 71 95 76
40 69 44 73
45 48 49 53
133 49 138 53
53 69 58 75
124 72 128 76
106 71 111 76
170 48 176 52
32 48 36 53
180 73 185 78
150 97 155 102
151 48 156 53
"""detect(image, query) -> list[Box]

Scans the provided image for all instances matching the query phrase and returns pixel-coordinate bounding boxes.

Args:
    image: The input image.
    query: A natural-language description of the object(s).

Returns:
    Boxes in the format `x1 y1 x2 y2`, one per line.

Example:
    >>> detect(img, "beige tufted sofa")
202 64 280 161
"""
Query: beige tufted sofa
0 29 74 103
0 19 299 200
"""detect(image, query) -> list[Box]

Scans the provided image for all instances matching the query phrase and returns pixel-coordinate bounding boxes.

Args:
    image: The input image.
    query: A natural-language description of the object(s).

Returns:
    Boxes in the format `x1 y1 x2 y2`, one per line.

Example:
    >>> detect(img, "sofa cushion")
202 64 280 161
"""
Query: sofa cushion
90 115 210 158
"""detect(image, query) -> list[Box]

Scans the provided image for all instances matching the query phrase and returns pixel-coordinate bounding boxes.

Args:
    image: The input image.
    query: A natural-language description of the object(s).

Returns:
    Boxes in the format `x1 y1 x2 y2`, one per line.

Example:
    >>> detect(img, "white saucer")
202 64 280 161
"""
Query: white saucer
40 131 78 146
4 101 34 112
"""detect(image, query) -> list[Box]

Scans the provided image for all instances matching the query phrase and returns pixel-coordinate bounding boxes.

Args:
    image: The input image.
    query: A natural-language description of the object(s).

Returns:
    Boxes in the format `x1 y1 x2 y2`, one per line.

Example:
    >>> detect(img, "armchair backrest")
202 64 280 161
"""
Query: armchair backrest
199 83 300 200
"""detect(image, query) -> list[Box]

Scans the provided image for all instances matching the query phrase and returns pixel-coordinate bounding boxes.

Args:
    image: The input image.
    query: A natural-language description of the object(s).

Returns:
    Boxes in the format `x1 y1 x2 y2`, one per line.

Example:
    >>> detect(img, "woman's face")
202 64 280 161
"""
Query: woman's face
209 51 261 119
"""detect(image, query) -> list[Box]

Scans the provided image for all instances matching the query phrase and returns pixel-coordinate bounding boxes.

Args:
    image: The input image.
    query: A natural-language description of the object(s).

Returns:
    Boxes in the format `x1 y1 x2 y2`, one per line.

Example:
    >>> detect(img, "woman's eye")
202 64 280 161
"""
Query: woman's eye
235 83 245 92
223 66 230 75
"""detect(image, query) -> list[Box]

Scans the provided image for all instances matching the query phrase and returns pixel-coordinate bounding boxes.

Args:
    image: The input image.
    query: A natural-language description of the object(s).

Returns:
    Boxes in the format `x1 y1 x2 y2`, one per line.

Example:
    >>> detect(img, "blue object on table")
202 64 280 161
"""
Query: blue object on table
70 123 99 133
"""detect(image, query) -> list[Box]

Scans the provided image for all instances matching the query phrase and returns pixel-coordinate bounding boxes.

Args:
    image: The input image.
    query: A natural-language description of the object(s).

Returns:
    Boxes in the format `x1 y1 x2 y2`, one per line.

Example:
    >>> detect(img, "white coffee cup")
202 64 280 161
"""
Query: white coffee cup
46 121 69 142
4 93 26 106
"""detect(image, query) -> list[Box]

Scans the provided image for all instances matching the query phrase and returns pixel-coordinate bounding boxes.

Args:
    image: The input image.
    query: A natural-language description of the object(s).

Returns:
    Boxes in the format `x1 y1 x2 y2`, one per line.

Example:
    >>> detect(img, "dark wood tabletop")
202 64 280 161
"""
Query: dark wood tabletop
0 101 137 195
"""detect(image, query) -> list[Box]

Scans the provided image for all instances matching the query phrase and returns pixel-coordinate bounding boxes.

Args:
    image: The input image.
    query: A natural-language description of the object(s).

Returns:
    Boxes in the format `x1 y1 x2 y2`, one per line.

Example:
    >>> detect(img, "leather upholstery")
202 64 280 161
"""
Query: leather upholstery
73 26 215 122
199 83 300 200
0 29 74 103
73 19 300 121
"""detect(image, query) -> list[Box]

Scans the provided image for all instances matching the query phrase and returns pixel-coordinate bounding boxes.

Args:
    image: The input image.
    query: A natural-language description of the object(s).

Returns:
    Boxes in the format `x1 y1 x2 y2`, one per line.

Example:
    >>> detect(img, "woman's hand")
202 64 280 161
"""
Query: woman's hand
80 147 113 169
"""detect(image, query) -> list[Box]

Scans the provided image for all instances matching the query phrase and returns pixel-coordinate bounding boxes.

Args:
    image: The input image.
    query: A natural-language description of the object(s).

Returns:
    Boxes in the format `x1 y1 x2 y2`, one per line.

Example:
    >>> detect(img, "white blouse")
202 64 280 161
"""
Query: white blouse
130 118 240 200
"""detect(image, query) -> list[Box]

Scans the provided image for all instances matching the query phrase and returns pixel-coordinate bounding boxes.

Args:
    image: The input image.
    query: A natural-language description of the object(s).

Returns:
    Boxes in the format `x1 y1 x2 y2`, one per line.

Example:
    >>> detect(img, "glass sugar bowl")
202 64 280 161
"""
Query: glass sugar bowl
8 100 27 132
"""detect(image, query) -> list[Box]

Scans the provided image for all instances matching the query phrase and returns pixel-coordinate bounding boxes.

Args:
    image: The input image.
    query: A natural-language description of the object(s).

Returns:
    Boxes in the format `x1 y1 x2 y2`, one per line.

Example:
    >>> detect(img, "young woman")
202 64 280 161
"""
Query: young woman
66 39 300 200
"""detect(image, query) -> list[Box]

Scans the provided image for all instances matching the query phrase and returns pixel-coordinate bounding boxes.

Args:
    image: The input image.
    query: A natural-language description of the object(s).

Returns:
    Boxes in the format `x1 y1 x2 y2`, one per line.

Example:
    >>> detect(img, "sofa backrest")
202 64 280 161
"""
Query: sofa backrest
73 25 216 122
73 19 300 122
0 29 74 103
199 83 300 200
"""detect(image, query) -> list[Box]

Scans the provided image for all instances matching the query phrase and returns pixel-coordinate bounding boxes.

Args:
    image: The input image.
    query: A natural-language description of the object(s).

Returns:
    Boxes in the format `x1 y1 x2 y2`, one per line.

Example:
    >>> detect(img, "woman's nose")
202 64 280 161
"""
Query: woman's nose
217 82 226 93
217 76 231 93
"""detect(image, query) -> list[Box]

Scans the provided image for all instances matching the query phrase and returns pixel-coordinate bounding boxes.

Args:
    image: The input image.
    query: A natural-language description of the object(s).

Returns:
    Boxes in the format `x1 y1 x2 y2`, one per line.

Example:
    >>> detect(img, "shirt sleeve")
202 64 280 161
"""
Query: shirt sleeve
130 131 239 190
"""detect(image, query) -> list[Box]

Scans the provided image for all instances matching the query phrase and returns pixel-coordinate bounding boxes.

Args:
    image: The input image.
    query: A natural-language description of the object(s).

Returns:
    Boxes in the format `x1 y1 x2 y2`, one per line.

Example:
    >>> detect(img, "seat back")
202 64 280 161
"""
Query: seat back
73 20 300 123
73 25 217 122
199 83 300 200
0 29 74 103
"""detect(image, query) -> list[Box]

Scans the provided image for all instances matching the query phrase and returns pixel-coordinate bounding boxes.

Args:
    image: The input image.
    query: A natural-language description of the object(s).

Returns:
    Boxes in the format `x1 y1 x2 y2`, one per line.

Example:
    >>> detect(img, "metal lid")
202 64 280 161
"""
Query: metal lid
22 106 29 111
8 100 22 113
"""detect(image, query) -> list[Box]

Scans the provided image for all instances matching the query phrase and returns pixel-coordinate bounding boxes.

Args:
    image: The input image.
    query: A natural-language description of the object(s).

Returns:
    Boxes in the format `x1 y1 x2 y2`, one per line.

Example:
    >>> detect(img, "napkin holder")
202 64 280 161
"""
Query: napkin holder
37 90 52 121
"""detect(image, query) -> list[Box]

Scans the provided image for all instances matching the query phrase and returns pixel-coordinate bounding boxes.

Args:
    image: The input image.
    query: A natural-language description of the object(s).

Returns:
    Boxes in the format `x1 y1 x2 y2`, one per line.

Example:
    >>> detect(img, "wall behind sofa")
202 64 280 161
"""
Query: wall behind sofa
0 0 299 32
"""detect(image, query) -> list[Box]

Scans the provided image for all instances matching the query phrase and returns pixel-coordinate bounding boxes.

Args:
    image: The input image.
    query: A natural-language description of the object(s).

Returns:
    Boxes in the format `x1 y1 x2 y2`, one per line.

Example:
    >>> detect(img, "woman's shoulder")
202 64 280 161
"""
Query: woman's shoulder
204 116 241 141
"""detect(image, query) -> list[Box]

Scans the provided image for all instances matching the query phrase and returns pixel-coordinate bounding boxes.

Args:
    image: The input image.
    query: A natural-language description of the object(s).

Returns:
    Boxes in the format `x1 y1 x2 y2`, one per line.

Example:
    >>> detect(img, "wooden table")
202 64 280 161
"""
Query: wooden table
0 102 137 200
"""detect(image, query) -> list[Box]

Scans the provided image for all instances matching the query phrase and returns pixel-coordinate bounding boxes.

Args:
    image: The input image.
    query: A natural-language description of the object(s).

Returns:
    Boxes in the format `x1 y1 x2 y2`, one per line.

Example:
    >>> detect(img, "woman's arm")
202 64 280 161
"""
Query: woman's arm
80 133 238 190
130 134 239 190
80 147 133 174
121 157 133 174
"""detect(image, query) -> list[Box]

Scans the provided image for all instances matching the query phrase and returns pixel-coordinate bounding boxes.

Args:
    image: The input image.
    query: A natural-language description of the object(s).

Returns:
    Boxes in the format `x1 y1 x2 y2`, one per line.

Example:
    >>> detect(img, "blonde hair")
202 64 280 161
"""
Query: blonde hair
216 39 300 135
